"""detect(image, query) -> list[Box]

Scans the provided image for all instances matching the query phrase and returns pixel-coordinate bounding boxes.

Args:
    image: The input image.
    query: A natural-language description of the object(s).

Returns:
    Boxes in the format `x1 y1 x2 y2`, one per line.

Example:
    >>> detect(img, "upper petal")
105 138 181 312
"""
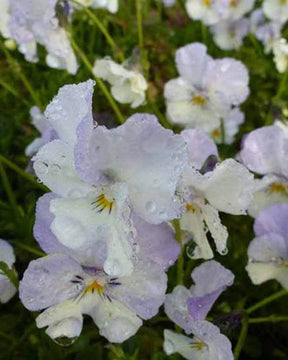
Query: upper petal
240 125 285 176
175 43 212 87
19 254 84 311
181 129 218 170
33 140 93 197
254 204 288 238
206 58 249 105
44 80 95 145
75 113 188 224
201 159 255 215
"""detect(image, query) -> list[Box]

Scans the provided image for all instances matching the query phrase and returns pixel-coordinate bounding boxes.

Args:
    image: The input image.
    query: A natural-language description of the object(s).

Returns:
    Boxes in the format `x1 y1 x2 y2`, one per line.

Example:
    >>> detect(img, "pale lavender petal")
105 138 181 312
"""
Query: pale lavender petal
132 213 180 270
187 289 223 321
189 321 234 360
188 260 234 320
240 125 284 175
181 129 218 169
19 254 84 311
75 113 188 224
254 204 288 238
206 58 249 105
175 43 213 87
111 260 167 320
45 80 95 145
164 285 193 334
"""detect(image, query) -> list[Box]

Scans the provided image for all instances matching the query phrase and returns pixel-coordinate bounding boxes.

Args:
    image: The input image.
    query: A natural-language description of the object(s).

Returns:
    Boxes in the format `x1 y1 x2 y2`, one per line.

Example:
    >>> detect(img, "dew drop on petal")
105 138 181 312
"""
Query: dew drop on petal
53 336 78 347
164 339 175 355
35 162 48 176
145 201 156 213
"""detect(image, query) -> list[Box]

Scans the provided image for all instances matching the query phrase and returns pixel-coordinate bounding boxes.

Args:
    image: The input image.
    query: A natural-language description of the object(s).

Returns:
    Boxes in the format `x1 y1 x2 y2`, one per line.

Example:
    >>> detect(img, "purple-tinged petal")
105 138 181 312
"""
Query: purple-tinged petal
187 260 234 320
19 254 84 311
75 113 188 224
111 260 167 320
45 80 95 145
164 285 193 334
132 213 180 270
240 125 285 176
206 58 249 105
181 129 219 170
175 43 213 88
254 204 288 238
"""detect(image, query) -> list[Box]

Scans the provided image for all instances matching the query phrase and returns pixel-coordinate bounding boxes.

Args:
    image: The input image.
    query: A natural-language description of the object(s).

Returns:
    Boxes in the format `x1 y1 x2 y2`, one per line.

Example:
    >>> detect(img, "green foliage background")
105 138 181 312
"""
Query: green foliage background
0 0 288 359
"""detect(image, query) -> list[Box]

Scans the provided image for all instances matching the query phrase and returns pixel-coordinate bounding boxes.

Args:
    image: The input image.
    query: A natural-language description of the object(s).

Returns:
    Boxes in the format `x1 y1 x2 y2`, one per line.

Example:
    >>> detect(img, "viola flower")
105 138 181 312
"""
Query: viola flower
93 58 148 108
178 129 254 259
249 9 282 54
211 18 249 50
185 0 229 26
163 261 234 360
220 0 255 21
75 0 118 13
164 43 249 134
211 107 244 145
25 107 57 158
263 0 288 24
273 38 288 74
0 239 17 303
8 0 78 74
240 122 288 216
19 201 179 344
32 80 185 275
246 204 288 289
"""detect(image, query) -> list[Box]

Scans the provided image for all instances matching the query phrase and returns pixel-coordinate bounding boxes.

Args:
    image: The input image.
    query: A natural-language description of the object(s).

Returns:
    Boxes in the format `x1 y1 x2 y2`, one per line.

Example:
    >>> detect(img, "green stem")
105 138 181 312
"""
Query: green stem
246 289 288 315
201 24 208 45
67 0 125 62
0 154 48 192
146 98 172 129
0 42 43 110
0 162 19 216
274 70 288 102
220 118 226 144
70 36 125 124
12 241 45 257
249 316 288 324
0 78 29 106
136 0 144 53
173 219 184 285
233 313 248 360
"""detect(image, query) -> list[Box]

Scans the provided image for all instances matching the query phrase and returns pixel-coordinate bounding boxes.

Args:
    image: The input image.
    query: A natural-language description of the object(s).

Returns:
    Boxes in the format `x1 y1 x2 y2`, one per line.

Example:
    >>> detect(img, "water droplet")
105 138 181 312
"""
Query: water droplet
220 247 228 255
35 162 48 176
145 201 156 213
53 336 78 347
164 339 174 355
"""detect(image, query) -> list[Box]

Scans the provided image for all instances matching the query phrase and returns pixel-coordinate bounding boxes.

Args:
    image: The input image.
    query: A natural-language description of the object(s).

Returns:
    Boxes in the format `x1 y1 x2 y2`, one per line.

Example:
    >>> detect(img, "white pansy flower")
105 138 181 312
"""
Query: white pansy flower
273 38 288 73
164 42 249 133
211 18 249 50
93 57 148 108
263 0 288 24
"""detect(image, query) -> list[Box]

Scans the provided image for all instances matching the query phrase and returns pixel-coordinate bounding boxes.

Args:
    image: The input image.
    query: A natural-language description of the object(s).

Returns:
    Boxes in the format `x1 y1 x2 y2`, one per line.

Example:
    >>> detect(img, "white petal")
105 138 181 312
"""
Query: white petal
202 159 254 215
44 80 94 145
91 299 142 343
33 140 93 197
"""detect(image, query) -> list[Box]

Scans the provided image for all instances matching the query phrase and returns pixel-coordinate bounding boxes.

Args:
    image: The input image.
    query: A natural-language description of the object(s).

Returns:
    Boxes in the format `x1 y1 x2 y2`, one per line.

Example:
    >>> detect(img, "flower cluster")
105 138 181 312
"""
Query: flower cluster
18 77 255 346
164 42 249 144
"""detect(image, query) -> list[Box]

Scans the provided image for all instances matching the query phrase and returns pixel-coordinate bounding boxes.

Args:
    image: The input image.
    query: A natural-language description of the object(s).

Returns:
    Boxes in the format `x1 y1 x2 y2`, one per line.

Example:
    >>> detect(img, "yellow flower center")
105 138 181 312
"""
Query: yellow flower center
280 0 286 4
203 0 211 6
83 279 104 295
212 128 221 139
192 95 206 106
92 194 114 214
186 203 197 212
269 182 288 195
230 0 238 7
